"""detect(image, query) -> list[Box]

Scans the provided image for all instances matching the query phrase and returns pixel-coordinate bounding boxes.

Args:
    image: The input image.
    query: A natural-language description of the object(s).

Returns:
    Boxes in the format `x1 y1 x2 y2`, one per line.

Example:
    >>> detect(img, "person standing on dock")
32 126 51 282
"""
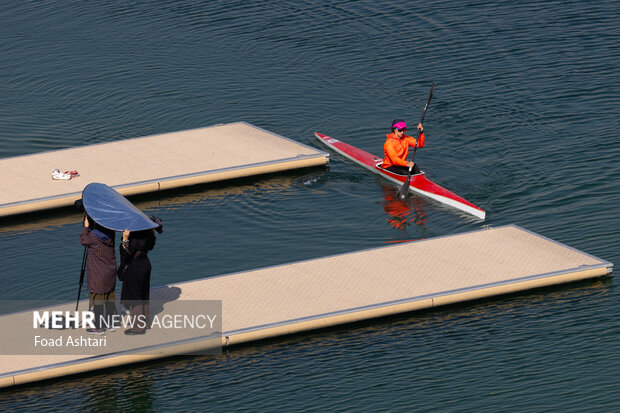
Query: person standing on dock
382 119 425 175
119 218 162 335
80 216 117 335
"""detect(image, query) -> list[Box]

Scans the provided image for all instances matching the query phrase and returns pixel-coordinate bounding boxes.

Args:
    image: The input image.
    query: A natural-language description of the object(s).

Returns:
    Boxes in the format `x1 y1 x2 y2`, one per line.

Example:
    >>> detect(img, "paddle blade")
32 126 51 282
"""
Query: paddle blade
397 174 411 198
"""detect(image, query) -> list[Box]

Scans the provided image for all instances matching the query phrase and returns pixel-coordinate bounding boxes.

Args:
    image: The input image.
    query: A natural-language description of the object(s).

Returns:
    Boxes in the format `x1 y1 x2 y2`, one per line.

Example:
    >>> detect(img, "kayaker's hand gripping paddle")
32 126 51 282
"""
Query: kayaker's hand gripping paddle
398 83 434 199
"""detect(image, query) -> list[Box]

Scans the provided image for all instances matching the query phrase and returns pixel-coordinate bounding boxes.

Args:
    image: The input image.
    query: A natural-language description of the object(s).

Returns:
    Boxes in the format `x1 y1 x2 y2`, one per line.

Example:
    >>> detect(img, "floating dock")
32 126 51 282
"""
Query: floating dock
0 225 612 388
0 122 328 217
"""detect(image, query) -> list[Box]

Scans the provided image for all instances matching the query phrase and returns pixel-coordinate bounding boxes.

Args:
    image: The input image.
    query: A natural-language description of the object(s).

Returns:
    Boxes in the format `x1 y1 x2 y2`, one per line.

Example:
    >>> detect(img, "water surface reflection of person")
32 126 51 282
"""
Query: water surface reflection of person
381 185 427 230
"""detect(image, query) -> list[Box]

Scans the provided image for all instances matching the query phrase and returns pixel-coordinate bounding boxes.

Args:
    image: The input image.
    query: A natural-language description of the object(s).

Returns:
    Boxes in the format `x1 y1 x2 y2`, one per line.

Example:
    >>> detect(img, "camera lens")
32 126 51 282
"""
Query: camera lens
74 199 84 213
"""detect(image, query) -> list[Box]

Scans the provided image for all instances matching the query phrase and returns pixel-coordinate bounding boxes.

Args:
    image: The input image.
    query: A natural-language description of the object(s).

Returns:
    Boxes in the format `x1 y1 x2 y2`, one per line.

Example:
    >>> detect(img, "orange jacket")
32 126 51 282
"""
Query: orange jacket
382 132 425 168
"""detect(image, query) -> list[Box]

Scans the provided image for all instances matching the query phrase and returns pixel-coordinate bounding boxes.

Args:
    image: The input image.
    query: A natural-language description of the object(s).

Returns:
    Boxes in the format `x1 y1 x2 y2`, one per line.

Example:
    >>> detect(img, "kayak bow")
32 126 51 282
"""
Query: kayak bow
315 132 486 220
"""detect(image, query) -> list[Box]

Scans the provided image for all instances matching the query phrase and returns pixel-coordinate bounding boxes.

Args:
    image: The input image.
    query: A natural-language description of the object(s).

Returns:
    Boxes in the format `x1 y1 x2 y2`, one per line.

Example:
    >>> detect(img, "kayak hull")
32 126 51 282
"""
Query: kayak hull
315 132 486 220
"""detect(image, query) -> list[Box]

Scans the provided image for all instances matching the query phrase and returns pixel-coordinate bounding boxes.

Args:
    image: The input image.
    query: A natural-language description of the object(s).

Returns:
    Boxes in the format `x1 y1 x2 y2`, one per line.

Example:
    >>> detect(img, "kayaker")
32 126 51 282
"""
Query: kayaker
382 119 425 175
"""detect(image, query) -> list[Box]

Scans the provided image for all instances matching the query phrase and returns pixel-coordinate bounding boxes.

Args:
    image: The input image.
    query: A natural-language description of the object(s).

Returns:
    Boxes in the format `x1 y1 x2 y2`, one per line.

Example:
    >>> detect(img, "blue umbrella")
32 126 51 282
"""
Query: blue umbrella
81 183 159 232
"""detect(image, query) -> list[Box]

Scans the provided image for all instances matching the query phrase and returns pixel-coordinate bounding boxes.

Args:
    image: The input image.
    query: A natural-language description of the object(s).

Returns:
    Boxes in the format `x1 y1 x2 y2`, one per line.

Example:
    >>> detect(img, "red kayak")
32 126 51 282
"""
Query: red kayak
315 132 486 220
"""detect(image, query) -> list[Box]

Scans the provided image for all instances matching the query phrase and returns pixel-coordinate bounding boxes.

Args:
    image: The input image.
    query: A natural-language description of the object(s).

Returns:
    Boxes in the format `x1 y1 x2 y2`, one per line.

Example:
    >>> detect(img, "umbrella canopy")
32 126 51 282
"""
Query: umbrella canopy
81 183 158 232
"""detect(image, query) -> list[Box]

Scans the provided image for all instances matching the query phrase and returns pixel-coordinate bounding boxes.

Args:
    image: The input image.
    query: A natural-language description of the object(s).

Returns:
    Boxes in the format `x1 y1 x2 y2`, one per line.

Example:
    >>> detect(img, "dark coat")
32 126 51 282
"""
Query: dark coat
80 227 116 294
120 230 156 303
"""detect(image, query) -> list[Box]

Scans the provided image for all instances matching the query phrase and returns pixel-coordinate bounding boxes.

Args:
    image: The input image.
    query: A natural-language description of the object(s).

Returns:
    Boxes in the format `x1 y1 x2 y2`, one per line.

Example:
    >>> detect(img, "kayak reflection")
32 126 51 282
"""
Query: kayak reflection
381 185 427 230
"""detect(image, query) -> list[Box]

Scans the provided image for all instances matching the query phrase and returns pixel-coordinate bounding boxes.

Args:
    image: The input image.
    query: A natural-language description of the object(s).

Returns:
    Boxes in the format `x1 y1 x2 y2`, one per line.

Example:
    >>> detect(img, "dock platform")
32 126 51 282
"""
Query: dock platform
0 225 612 388
0 122 328 217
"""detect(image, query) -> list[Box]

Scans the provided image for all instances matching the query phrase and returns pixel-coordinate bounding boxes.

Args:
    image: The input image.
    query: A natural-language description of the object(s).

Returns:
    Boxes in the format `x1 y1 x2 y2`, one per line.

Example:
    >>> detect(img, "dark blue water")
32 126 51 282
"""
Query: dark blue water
0 1 618 411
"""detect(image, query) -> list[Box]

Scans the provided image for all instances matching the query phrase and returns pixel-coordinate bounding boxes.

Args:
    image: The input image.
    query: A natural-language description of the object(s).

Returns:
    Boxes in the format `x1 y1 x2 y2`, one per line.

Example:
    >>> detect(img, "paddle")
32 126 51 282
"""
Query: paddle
397 83 435 199
75 244 87 311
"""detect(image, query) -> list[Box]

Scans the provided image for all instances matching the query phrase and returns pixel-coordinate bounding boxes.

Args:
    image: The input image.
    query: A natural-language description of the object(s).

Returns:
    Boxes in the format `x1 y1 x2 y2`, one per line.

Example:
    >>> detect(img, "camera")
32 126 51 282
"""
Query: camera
74 199 85 213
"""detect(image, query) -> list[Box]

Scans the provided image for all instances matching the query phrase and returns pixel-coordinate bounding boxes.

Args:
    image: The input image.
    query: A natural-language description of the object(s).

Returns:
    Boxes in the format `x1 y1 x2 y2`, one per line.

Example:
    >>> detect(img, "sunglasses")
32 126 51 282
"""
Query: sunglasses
395 128 407 132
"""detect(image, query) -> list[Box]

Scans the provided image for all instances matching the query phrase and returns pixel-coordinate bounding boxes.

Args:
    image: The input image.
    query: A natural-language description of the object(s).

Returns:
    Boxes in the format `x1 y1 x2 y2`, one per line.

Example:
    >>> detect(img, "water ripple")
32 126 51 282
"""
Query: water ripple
0 0 618 410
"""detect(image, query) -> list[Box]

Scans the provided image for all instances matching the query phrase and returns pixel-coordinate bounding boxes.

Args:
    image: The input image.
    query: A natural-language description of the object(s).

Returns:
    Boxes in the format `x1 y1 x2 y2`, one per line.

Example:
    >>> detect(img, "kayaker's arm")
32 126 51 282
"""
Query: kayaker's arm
79 217 97 247
408 123 425 148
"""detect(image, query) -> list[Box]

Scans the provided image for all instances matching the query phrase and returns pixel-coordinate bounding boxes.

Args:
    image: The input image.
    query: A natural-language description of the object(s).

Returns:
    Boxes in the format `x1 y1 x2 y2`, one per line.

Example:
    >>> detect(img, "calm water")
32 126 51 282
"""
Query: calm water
0 0 618 411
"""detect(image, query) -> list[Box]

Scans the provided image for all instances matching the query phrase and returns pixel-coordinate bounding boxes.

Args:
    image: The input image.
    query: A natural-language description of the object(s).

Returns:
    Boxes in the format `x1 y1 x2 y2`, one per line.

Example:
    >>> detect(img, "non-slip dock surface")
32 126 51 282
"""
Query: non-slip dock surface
0 225 612 388
173 224 612 333
0 122 328 216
